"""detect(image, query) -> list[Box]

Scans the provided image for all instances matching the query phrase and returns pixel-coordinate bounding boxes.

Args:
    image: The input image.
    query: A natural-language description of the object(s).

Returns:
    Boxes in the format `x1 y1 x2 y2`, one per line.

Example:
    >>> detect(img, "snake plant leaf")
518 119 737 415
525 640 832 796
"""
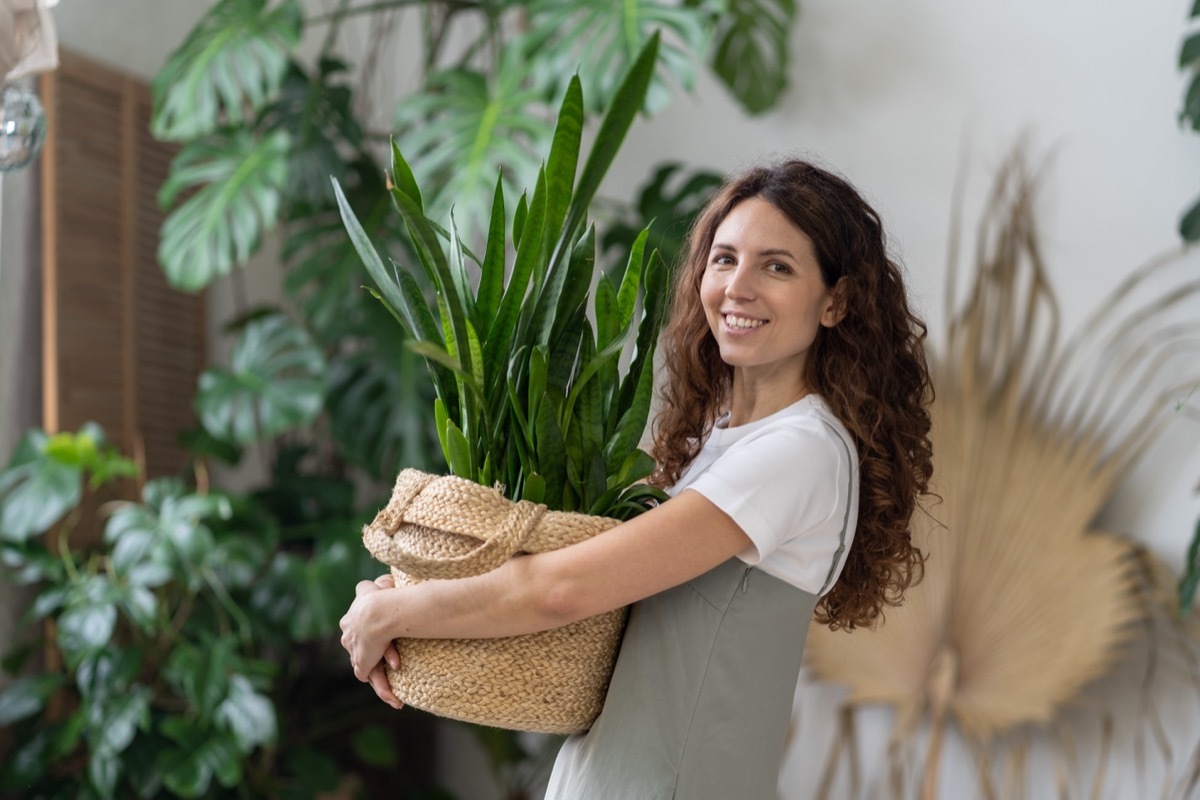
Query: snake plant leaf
151 0 301 141
544 76 585 243
522 1 709 115
488 170 549 369
196 314 325 444
393 51 552 234
158 129 290 292
286 155 400 336
709 0 796 115
562 32 660 254
535 391 568 508
594 273 620 351
477 176 507 328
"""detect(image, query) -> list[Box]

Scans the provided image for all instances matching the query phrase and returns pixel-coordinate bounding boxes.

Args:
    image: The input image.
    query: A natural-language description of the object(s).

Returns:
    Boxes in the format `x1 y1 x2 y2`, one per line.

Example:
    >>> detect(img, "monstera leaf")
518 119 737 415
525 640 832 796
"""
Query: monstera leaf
394 50 553 234
709 0 797 114
151 0 302 141
195 314 325 444
522 0 717 115
261 58 365 211
158 129 290 292
0 424 135 543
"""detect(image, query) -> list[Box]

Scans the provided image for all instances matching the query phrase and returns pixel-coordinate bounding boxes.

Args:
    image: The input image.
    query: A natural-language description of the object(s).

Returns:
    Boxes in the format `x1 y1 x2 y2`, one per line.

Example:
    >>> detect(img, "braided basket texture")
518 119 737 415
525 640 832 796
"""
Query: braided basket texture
362 469 627 734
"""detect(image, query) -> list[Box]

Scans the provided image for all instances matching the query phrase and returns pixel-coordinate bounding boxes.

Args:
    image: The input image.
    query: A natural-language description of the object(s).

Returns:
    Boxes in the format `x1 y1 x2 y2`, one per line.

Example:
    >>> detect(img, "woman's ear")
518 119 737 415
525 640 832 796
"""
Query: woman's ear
821 278 849 328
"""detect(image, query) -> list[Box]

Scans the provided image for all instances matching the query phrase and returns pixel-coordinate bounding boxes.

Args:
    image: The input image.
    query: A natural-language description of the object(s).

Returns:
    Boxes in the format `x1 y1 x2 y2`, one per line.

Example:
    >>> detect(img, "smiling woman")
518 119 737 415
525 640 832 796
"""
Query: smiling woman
340 158 935 800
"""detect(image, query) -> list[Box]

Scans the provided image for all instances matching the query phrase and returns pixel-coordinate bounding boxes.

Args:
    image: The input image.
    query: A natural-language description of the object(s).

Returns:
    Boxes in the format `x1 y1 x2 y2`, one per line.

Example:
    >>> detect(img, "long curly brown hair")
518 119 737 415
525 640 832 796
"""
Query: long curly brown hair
649 159 934 631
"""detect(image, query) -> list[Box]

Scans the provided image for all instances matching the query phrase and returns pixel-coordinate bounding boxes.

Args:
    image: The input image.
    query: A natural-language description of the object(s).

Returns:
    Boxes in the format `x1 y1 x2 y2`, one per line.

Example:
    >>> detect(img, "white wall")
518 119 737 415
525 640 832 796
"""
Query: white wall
598 1 1200 796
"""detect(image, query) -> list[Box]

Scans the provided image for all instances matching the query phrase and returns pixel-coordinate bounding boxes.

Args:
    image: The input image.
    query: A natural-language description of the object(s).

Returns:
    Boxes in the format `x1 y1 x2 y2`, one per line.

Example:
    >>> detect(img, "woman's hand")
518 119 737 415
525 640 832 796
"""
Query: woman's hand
340 574 404 709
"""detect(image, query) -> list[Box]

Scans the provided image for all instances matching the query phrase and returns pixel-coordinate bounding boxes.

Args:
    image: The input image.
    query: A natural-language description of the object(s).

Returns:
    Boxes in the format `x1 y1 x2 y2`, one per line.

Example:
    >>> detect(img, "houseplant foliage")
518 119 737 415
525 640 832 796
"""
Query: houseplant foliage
0 421 438 798
1178 1 1200 614
804 151 1200 800
339 35 670 516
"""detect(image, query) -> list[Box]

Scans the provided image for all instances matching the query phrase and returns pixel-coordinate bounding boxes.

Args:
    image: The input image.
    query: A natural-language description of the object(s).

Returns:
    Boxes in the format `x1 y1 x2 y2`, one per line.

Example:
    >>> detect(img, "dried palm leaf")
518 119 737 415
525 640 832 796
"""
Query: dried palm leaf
804 148 1200 800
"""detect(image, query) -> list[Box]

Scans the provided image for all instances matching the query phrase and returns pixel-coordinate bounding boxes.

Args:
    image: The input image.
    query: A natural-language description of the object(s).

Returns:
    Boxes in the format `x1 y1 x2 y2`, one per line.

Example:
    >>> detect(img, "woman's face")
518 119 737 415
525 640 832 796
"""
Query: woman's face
699 197 841 386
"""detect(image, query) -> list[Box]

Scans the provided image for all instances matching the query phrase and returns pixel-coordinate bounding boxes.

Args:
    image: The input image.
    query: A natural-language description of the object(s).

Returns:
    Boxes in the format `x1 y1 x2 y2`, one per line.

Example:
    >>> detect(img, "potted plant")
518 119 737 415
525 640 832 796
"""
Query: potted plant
335 35 670 734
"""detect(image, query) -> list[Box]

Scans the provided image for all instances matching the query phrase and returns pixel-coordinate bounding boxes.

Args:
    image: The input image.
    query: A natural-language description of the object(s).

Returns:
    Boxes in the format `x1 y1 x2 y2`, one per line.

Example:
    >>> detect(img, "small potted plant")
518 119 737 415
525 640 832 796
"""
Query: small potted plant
335 35 668 734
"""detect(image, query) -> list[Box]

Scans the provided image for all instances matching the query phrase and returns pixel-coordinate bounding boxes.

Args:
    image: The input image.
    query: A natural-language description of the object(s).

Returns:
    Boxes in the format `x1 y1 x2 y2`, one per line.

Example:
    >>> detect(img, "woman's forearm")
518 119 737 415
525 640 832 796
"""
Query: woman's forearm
364 553 574 642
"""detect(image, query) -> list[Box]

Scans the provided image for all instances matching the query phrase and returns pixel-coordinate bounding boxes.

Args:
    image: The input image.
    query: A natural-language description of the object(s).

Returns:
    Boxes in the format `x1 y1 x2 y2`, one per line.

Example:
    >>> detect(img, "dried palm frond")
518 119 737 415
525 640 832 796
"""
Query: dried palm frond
803 148 1200 800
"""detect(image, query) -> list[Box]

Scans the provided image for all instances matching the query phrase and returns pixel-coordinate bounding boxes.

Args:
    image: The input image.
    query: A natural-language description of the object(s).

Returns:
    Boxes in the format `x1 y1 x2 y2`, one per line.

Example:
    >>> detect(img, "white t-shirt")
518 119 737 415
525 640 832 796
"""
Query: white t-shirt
667 394 859 596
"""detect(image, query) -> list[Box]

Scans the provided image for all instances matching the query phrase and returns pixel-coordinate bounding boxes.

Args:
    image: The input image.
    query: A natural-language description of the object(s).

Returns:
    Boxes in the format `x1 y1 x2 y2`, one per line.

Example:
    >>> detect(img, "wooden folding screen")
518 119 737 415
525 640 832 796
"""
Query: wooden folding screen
39 50 205 480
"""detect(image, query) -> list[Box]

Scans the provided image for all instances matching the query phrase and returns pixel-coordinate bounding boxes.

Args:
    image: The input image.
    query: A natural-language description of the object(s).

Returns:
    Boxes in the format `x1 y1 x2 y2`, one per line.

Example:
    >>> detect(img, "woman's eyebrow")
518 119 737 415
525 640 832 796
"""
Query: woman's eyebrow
711 242 797 260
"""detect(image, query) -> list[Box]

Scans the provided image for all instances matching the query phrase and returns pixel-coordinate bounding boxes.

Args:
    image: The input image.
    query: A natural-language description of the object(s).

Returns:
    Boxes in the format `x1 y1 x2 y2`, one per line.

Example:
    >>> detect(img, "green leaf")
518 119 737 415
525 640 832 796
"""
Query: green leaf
394 56 553 237
478 176 508 327
1181 194 1200 242
151 0 302 141
561 32 661 250
535 392 568 508
544 76 585 239
606 356 656 468
94 686 151 757
332 177 413 334
601 161 722 273
261 58 365 209
89 748 121 799
522 1 710 115
443 418 474 478
1183 72 1200 131
159 718 242 796
216 674 276 751
165 641 232 718
1180 514 1200 614
196 313 325 443
522 472 546 503
710 0 796 114
57 598 118 656
0 673 64 725
1182 31 1200 69
0 429 82 542
158 128 291 292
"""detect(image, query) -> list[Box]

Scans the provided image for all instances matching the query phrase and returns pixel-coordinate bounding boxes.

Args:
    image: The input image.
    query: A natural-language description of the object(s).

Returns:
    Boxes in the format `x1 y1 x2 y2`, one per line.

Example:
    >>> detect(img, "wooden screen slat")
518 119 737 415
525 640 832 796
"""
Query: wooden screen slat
41 50 205 482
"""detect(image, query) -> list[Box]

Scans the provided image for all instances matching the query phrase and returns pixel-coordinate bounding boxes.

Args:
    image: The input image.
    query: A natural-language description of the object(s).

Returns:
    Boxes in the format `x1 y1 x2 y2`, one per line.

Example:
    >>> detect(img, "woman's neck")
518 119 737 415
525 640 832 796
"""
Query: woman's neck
725 373 811 427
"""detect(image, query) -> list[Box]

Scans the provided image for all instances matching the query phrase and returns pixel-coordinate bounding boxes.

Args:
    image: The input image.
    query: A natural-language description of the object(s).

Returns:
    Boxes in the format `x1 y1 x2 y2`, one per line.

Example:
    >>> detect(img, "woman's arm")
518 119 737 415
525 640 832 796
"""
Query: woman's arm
339 489 752 696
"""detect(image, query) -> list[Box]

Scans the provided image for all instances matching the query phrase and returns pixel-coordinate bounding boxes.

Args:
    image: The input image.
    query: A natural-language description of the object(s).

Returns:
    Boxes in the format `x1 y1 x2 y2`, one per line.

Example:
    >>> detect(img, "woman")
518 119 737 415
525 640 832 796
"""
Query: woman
340 159 933 799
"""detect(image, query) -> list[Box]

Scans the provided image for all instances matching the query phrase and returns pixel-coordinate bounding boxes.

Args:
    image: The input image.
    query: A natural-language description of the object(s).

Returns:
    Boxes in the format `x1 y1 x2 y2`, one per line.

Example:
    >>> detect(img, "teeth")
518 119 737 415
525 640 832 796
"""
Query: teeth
725 314 765 330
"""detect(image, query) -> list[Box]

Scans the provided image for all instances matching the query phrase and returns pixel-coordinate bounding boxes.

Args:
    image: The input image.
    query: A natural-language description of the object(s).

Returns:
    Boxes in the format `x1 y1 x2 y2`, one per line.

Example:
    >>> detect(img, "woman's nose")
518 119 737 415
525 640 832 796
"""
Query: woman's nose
725 265 756 300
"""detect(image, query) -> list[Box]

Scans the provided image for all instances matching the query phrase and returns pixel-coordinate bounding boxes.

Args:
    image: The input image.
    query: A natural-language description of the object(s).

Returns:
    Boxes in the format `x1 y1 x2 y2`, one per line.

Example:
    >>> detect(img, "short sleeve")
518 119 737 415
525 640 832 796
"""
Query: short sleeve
679 422 845 564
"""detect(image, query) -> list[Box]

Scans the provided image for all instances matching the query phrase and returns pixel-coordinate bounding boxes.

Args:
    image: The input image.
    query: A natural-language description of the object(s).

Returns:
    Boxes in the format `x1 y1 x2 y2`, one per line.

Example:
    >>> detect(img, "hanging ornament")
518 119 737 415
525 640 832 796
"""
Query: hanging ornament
0 82 46 172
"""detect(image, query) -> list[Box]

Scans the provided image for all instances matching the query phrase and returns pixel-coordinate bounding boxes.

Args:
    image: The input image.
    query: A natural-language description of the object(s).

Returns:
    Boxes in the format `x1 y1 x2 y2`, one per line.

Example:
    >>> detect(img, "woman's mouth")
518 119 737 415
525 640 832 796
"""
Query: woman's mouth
724 313 767 330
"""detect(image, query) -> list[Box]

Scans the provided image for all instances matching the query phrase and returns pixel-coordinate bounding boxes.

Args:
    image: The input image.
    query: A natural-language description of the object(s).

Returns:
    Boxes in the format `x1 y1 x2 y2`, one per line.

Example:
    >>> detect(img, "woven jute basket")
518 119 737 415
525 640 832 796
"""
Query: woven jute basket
362 468 627 734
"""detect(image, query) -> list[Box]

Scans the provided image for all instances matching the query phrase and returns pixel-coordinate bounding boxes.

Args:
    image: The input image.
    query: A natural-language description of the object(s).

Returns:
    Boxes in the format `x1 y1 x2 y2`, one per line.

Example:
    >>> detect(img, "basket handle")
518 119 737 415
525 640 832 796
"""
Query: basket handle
366 494 548 580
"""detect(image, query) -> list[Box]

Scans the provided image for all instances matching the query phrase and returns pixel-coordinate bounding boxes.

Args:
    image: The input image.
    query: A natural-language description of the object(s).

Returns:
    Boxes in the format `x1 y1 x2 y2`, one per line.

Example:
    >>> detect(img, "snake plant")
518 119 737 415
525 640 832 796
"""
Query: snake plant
336 35 669 519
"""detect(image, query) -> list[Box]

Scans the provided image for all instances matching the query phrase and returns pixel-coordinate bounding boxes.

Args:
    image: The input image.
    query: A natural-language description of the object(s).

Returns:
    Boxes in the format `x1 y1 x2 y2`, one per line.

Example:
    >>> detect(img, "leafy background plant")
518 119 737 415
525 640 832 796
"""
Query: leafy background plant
0 0 799 797
1177 0 1200 615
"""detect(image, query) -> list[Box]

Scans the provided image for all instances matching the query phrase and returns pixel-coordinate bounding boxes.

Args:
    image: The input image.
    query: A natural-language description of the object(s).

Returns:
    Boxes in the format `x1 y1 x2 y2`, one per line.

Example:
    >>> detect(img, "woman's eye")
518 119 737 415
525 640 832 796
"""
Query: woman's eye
768 262 793 274
710 254 734 267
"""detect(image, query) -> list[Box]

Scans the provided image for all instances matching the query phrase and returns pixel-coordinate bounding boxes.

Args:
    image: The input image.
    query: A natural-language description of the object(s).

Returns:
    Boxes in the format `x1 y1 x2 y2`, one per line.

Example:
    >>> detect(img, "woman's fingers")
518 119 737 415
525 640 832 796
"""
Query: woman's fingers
374 573 396 589
368 662 403 710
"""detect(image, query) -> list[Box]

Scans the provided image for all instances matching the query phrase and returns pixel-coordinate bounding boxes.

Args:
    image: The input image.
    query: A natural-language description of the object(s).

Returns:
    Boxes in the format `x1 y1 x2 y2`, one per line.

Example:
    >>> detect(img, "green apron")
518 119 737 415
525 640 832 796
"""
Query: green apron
544 557 819 799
